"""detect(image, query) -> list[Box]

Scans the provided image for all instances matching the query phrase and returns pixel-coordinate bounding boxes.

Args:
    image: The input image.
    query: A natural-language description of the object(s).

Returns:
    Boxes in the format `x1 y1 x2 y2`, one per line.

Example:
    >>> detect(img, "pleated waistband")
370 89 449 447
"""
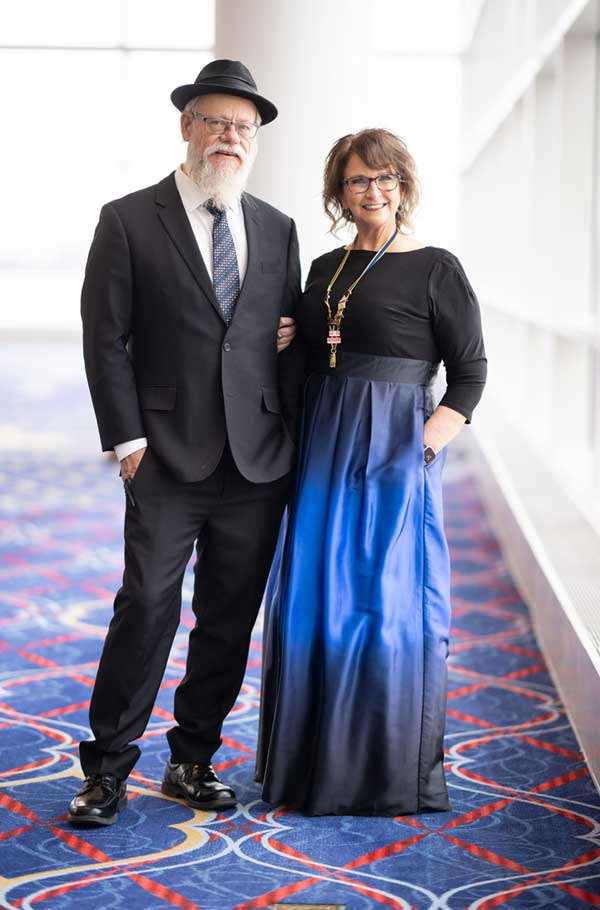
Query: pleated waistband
309 350 438 385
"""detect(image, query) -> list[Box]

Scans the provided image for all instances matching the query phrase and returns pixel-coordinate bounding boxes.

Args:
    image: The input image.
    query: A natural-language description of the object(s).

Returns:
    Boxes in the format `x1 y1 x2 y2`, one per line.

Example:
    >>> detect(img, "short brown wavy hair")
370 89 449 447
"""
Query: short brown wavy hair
323 128 420 235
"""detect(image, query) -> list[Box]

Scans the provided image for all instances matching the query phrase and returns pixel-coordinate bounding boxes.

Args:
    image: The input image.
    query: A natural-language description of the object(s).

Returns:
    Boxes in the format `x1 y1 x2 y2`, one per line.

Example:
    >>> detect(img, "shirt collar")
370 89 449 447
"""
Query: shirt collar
174 165 242 215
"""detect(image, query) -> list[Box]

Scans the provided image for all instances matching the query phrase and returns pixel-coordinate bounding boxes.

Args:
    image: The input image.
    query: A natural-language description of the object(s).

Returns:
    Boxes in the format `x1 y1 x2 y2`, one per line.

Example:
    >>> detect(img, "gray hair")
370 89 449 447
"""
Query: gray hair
183 96 203 115
182 94 261 125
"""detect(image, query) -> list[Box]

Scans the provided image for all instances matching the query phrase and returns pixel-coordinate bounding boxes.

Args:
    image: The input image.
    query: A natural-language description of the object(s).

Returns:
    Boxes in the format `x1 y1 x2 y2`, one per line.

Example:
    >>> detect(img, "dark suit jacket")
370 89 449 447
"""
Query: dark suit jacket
81 172 302 483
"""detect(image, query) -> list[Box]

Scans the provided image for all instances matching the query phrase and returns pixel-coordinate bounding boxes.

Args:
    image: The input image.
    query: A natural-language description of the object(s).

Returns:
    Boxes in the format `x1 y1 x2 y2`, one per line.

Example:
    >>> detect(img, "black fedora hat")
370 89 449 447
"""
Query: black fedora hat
170 59 278 124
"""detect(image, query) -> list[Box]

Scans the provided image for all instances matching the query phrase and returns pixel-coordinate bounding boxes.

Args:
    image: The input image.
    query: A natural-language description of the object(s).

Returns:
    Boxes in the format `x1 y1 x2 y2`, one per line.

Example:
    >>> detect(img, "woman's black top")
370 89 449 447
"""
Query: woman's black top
298 245 487 421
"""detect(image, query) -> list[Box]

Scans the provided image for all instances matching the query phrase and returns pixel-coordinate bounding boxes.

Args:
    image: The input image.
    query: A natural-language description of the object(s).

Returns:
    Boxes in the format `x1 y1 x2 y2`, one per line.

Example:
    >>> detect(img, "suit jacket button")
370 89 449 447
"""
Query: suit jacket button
223 342 231 352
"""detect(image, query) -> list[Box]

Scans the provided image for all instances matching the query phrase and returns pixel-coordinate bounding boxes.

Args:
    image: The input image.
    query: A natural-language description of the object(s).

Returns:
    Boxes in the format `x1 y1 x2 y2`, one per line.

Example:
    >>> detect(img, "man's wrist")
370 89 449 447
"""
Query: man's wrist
114 438 148 462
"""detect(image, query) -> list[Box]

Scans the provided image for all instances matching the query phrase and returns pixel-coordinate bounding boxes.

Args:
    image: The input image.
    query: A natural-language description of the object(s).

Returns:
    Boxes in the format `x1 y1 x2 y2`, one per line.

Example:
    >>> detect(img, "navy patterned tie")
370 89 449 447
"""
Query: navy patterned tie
205 201 240 324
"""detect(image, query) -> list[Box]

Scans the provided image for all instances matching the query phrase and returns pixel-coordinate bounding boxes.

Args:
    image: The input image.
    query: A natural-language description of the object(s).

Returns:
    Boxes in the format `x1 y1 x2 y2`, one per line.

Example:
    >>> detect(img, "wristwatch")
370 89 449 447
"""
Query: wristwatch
423 445 437 465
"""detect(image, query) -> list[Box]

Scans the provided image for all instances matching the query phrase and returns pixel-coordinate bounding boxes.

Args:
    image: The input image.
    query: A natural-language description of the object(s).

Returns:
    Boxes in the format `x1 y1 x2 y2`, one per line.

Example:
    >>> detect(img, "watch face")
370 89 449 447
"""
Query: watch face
424 445 436 465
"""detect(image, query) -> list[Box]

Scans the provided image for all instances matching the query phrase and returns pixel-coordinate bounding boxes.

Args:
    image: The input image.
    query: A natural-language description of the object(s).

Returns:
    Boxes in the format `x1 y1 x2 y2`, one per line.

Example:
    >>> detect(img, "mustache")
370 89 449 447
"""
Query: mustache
204 142 246 162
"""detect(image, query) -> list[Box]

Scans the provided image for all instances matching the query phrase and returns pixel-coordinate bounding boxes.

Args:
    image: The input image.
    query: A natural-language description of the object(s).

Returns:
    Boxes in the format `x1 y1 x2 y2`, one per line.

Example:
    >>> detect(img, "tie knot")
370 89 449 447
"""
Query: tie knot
204 200 223 218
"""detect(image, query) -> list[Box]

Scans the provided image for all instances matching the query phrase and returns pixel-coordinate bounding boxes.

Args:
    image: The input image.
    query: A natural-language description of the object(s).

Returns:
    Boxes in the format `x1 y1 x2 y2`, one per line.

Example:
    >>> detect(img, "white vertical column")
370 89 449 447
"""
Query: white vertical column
214 0 373 271
558 33 596 322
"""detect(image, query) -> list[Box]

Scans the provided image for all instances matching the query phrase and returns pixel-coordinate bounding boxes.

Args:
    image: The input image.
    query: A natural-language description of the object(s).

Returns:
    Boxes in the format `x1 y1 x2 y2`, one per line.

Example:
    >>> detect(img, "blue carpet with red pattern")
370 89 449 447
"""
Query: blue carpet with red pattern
1 341 600 910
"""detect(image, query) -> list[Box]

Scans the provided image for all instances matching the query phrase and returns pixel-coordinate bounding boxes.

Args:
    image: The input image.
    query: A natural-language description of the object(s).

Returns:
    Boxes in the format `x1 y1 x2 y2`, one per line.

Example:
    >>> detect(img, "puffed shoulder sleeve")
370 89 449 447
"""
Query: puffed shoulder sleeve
428 253 487 422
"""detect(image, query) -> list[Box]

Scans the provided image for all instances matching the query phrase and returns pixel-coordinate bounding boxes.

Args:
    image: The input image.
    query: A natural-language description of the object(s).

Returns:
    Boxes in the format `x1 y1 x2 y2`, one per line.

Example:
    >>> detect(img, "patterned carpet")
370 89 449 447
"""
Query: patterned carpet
1 340 600 910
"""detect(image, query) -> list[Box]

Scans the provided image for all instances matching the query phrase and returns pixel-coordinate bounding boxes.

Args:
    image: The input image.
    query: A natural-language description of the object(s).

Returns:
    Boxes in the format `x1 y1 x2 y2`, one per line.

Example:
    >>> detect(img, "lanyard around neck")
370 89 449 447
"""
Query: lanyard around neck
325 227 398 312
324 228 398 369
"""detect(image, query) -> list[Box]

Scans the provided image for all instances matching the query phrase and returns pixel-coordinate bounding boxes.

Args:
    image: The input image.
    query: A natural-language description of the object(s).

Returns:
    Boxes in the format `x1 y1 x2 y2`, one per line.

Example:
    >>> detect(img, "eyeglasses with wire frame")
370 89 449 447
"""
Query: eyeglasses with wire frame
187 112 260 139
342 174 405 194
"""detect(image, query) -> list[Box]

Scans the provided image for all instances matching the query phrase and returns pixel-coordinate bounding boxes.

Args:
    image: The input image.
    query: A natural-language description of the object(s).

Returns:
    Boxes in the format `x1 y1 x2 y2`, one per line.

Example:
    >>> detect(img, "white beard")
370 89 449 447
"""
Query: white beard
185 141 257 209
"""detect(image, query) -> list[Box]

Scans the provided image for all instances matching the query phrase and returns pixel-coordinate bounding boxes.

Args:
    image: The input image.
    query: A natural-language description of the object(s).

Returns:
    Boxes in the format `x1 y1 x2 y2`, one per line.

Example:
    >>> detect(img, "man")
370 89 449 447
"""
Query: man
70 60 301 826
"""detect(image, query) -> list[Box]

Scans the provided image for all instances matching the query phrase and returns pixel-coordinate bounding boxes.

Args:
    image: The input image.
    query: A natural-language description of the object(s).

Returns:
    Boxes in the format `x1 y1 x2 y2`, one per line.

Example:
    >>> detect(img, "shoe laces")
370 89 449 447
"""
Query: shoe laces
184 762 213 782
82 773 118 792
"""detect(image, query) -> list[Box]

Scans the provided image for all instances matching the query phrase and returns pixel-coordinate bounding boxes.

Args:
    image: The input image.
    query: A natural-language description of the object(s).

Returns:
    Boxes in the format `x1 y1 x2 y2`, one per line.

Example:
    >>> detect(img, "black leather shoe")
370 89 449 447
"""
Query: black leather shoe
161 759 236 810
68 774 127 825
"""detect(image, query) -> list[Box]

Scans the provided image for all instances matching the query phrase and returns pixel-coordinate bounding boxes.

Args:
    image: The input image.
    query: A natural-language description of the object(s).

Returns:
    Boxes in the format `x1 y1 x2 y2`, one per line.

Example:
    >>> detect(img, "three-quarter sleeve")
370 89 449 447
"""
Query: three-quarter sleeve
428 254 487 422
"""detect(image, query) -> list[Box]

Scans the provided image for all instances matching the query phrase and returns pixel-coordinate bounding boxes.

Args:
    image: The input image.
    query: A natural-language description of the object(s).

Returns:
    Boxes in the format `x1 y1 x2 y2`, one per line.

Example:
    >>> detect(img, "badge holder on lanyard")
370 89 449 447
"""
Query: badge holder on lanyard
324 228 398 368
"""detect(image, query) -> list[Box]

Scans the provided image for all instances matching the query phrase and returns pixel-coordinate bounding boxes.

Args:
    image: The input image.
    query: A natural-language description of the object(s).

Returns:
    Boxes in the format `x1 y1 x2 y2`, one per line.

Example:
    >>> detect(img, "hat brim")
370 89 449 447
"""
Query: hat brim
170 82 278 124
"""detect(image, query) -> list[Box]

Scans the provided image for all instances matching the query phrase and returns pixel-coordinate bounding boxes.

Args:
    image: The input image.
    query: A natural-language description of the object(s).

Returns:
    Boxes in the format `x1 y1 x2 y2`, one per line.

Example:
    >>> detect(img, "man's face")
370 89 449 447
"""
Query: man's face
181 93 259 175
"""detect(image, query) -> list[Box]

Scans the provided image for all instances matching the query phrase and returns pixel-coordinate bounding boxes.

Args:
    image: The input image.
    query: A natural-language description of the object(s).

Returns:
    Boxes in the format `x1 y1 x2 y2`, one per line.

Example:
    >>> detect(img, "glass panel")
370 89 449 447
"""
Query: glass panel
124 0 214 48
0 45 212 331
0 49 123 269
1 0 214 48
122 50 212 188
1 0 121 47
372 0 466 54
0 48 212 267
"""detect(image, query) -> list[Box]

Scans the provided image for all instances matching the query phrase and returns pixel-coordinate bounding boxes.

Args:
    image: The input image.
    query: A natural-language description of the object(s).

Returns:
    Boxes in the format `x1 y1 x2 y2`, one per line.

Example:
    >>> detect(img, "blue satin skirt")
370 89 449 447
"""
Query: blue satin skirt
256 353 452 816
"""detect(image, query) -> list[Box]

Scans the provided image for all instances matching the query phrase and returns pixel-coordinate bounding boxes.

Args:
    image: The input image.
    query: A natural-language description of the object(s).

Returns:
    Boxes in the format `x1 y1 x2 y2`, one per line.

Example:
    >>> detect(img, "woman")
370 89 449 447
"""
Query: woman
256 129 487 816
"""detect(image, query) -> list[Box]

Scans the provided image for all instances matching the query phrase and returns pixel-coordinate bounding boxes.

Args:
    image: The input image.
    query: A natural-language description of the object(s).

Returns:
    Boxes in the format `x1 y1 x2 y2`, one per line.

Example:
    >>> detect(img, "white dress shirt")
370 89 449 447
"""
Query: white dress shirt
173 165 248 282
114 165 248 463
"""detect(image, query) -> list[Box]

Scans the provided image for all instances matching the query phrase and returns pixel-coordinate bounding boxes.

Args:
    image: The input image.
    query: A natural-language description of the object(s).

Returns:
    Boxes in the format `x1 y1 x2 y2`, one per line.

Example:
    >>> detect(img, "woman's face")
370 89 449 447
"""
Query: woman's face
341 152 402 232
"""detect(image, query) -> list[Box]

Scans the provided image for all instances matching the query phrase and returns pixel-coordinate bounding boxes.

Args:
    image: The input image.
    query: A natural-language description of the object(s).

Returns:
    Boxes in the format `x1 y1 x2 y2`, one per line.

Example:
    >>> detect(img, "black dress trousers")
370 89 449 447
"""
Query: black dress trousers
79 444 290 780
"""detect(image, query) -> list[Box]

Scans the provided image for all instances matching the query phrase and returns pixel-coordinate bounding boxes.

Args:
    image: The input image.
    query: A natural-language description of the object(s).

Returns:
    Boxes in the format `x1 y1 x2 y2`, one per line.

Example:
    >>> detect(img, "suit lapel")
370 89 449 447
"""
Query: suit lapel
155 173 222 320
234 193 261 317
